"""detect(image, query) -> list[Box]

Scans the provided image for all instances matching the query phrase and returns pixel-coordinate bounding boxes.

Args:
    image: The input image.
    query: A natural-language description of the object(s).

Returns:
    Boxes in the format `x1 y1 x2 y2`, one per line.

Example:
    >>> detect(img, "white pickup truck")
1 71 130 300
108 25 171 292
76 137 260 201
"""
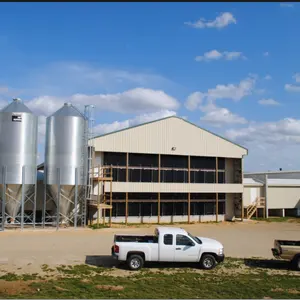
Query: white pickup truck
111 226 224 270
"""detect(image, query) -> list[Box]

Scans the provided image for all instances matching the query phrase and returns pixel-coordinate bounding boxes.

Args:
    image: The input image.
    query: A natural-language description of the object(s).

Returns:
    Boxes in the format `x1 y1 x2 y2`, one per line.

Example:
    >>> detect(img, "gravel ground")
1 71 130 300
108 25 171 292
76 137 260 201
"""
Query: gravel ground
0 221 299 274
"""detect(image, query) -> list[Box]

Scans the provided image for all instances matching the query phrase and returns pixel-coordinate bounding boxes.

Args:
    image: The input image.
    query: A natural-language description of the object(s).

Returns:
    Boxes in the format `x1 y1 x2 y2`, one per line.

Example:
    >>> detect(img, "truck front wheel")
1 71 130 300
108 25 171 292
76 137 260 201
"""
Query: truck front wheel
200 254 217 270
127 254 144 271
292 256 300 271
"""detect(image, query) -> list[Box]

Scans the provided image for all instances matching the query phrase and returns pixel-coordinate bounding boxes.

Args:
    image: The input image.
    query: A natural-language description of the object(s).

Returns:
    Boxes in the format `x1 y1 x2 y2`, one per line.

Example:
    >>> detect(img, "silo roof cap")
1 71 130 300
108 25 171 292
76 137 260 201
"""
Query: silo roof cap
1 98 33 114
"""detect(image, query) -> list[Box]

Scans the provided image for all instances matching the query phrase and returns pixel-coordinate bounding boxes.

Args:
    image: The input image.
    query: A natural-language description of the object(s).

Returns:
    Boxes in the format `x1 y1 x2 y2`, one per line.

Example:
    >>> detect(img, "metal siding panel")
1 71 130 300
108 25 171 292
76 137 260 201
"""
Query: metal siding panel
267 187 300 209
94 118 246 158
104 182 243 193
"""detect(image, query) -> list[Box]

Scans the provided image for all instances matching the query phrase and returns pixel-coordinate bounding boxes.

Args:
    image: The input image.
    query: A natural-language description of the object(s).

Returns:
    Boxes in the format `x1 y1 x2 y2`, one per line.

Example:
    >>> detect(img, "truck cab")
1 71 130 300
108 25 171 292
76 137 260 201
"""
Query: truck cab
112 227 224 270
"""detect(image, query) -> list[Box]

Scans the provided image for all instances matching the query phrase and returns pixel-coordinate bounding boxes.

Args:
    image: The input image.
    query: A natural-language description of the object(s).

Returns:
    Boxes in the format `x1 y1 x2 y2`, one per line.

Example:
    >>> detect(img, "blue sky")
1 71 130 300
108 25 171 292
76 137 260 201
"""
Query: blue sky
0 2 300 171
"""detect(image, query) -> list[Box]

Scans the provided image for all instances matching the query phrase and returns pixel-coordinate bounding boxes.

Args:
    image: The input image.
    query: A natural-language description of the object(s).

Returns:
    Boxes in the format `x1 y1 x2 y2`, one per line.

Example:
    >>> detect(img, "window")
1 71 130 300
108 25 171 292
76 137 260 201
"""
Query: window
204 202 215 215
129 169 158 182
103 152 126 166
129 153 158 167
176 234 194 246
218 158 225 170
190 156 216 169
128 203 140 216
112 168 126 182
218 201 226 215
205 171 216 183
218 171 225 184
161 155 188 168
112 203 126 217
164 234 173 245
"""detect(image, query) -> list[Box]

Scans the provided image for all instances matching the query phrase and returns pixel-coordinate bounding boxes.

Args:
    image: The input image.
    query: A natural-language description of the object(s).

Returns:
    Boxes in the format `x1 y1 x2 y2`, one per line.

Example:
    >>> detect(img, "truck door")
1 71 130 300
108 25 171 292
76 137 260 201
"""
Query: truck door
158 233 175 262
174 234 200 262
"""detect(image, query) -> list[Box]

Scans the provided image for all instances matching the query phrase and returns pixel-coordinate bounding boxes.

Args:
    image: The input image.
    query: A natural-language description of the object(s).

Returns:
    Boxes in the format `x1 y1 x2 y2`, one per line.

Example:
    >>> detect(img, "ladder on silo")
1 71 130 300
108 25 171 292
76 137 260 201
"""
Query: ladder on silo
84 105 95 225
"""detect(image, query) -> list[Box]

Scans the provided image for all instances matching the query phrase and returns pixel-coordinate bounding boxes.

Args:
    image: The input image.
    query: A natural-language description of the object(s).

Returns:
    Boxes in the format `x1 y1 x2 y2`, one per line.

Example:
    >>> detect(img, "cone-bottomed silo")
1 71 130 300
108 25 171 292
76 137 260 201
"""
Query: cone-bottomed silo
0 98 38 227
44 103 87 227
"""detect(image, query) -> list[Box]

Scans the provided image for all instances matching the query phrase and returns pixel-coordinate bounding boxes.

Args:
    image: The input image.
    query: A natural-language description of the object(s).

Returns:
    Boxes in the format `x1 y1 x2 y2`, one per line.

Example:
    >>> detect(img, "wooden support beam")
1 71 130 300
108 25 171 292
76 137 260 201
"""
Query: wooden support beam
126 153 129 182
216 157 218 223
188 155 191 224
125 192 128 225
109 166 112 227
241 158 244 222
97 164 100 226
158 154 161 224
125 153 129 225
103 178 106 225
216 193 219 223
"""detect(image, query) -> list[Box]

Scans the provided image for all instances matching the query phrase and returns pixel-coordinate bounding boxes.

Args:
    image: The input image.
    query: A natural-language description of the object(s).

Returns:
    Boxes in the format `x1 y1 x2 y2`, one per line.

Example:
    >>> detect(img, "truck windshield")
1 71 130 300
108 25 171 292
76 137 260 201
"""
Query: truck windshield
188 233 201 244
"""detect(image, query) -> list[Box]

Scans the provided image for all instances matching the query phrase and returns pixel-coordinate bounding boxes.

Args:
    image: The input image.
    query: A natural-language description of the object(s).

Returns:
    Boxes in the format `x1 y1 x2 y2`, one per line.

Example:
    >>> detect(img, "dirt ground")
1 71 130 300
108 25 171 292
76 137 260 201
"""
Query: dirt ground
0 221 299 275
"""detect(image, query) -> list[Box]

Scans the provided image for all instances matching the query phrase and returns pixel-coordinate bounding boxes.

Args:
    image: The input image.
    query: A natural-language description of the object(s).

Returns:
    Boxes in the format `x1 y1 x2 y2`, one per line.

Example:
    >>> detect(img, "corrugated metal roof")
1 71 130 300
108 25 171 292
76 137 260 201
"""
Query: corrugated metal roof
1 98 33 114
92 116 248 153
267 178 300 185
49 103 85 118
243 178 263 185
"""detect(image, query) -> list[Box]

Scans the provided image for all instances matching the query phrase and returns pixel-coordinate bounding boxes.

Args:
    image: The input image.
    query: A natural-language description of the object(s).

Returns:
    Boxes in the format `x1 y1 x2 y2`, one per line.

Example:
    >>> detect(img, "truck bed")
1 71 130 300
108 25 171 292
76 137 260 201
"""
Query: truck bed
277 240 300 247
115 235 158 243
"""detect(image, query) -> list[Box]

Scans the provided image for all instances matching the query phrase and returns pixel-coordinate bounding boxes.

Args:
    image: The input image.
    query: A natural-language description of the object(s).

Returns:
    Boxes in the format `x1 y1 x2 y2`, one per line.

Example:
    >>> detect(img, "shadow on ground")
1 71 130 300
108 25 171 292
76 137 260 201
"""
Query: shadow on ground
85 255 200 270
244 258 292 270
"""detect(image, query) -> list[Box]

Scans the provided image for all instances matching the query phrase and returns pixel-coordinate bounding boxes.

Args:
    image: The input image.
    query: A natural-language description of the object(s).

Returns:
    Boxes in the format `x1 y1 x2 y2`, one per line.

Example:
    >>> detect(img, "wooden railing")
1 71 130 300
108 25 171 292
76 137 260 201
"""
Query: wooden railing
246 197 266 219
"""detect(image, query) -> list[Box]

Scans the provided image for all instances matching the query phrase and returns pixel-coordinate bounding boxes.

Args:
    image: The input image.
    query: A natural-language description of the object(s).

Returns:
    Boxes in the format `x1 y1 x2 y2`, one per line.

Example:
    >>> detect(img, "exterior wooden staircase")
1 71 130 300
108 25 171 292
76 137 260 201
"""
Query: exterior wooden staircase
246 197 266 219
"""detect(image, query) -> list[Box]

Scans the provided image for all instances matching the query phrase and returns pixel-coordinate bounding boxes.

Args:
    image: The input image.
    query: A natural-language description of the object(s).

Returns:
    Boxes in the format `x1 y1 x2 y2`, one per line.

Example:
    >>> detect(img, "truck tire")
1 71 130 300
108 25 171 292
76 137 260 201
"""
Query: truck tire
200 254 217 270
127 254 144 271
292 256 300 271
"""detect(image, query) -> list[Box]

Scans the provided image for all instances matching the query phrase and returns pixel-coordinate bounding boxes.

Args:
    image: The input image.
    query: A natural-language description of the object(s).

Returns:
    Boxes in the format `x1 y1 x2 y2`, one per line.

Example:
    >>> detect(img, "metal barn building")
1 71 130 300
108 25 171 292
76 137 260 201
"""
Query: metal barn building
88 116 248 224
244 171 300 219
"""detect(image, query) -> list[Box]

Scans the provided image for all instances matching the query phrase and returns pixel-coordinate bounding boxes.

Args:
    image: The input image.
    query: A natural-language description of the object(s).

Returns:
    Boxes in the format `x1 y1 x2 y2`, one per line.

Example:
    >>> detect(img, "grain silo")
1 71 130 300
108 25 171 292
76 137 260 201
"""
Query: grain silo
0 98 38 228
44 103 87 227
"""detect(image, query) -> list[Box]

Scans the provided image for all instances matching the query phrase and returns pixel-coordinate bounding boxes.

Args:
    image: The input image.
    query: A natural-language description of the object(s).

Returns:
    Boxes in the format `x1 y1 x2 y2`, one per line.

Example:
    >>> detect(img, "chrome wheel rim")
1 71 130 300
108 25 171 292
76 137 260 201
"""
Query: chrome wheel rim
203 257 214 268
130 258 140 269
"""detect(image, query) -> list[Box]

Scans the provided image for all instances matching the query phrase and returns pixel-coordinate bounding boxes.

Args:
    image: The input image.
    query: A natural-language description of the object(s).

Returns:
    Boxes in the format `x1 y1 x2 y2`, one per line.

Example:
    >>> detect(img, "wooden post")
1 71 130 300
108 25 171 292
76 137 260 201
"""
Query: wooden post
216 157 218 222
103 181 106 226
97 165 100 226
188 156 191 224
241 158 244 221
158 154 161 224
109 166 112 227
125 153 129 225
216 193 219 223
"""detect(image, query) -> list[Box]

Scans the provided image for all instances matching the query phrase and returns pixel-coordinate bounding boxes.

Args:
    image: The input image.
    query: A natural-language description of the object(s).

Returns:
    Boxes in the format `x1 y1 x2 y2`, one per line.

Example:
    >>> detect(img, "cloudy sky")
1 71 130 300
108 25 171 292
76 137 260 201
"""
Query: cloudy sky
0 2 299 171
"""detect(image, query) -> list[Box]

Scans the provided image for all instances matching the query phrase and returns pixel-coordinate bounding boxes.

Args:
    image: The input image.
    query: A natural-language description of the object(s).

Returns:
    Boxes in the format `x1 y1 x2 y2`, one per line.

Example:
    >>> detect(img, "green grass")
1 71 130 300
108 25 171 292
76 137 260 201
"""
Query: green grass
252 217 300 223
88 224 110 230
0 258 299 299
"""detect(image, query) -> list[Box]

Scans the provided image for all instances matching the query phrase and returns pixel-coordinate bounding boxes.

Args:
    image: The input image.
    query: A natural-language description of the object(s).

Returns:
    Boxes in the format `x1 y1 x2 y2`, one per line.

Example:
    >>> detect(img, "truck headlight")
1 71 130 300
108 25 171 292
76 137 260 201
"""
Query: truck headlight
218 247 224 255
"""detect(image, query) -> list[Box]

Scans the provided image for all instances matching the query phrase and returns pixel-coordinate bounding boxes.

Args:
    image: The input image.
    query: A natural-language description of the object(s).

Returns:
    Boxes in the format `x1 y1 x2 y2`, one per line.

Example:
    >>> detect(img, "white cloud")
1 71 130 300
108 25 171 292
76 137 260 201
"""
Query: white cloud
199 102 247 127
263 52 269 57
280 3 294 7
184 76 256 126
195 50 246 62
264 75 272 80
93 110 177 136
293 73 300 83
284 73 300 92
185 92 204 111
258 98 280 106
206 76 256 101
285 84 300 92
26 88 180 116
185 12 236 29
225 118 300 146
21 62 177 97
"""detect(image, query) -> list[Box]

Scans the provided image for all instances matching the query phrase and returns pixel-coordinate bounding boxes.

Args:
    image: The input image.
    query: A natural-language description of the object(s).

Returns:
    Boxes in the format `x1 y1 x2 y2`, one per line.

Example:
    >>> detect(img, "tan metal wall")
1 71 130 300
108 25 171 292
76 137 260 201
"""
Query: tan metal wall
267 186 300 209
243 186 263 206
93 117 247 158
101 182 244 193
